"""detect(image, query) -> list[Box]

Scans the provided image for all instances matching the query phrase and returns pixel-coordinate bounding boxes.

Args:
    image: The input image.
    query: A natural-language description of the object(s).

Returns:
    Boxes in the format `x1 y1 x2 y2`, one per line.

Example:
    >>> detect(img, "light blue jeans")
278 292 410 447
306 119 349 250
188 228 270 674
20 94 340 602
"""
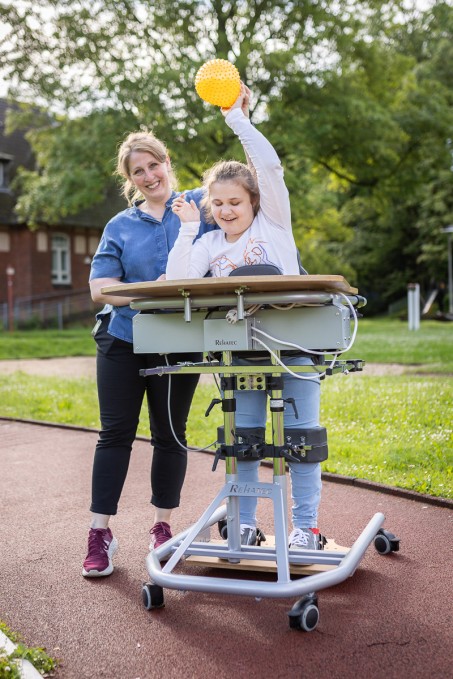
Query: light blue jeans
234 356 321 529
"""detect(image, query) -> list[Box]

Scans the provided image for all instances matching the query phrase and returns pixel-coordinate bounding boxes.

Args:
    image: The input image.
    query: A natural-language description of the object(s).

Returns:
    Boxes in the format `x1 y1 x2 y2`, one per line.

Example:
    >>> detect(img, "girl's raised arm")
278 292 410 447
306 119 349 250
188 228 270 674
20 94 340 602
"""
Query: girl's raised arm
223 88 292 231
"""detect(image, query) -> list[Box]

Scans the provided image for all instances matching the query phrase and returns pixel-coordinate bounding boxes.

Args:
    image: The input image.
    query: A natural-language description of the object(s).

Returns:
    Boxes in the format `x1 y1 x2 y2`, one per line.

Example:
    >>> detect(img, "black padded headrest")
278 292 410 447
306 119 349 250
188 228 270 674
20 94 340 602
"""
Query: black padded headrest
229 264 282 277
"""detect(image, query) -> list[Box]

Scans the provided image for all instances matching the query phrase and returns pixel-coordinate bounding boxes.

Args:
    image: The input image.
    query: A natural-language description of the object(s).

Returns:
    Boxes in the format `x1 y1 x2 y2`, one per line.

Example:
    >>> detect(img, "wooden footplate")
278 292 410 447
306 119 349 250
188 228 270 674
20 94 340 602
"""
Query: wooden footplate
186 536 349 576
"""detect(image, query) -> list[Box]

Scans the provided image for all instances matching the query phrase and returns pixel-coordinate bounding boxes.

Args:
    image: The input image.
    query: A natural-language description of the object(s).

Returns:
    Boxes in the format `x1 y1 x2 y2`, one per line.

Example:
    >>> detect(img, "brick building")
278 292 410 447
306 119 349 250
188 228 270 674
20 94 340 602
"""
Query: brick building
0 98 125 324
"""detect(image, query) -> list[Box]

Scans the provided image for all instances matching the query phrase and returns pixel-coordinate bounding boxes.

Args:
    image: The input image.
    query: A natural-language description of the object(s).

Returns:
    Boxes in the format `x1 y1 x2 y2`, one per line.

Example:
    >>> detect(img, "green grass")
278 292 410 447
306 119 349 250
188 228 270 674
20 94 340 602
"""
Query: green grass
1 318 452 499
0 318 451 368
191 378 453 499
320 375 452 498
0 327 96 359
350 319 453 372
0 372 451 499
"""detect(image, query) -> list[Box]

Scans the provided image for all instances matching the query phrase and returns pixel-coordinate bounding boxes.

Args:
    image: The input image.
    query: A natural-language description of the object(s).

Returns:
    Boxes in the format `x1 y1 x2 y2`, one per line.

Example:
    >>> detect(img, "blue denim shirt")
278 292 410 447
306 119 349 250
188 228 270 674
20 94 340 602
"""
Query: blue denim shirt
90 188 216 343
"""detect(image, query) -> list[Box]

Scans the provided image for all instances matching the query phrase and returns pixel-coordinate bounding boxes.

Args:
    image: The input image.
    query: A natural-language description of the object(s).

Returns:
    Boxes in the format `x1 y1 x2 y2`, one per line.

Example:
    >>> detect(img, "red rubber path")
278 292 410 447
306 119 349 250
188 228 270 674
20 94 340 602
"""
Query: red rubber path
1 420 452 679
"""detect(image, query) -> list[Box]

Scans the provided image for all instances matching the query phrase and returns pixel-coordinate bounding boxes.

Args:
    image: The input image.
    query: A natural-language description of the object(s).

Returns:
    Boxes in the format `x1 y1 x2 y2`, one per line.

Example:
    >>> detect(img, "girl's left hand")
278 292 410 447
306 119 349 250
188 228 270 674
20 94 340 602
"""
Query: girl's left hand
171 194 200 222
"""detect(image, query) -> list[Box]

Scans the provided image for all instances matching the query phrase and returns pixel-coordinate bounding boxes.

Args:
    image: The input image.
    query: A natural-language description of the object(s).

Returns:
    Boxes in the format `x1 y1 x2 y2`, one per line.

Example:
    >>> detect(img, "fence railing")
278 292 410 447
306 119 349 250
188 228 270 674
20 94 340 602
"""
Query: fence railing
1 289 97 330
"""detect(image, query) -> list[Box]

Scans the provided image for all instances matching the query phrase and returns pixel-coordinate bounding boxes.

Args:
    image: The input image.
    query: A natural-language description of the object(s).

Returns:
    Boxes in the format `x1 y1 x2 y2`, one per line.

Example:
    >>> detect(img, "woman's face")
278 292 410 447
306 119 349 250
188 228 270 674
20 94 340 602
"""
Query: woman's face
209 180 255 242
128 151 172 204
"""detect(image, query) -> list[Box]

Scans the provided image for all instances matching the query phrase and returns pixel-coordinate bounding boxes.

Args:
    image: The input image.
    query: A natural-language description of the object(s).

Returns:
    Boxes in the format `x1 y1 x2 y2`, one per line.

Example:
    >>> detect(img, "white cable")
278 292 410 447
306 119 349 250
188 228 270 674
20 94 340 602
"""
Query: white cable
164 295 359 446
251 334 337 381
337 292 359 350
251 296 359 356
252 326 327 356
270 303 296 310
165 357 218 452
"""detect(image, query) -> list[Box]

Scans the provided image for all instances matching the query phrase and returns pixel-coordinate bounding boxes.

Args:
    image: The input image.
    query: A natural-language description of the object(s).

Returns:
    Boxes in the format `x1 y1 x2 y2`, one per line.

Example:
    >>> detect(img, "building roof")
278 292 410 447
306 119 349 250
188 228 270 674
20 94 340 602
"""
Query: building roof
0 98 126 229
0 98 34 224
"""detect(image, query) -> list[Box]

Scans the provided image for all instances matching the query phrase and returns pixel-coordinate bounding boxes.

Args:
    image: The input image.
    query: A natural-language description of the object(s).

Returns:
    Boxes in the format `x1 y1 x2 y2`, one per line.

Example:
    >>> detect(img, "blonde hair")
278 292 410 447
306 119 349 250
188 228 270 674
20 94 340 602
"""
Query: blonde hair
200 160 260 224
116 130 177 205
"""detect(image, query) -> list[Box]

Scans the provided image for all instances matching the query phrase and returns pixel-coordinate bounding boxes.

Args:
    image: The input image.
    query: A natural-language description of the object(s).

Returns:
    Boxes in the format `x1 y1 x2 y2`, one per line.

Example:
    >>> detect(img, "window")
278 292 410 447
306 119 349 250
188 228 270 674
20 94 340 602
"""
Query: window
51 233 71 284
0 153 13 190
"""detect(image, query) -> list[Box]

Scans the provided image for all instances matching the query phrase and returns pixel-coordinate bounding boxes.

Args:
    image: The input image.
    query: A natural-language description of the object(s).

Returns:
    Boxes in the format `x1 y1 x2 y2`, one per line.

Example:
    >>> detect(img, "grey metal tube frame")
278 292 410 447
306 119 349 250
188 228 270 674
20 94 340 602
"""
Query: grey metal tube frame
140 290 385 600
146 509 385 598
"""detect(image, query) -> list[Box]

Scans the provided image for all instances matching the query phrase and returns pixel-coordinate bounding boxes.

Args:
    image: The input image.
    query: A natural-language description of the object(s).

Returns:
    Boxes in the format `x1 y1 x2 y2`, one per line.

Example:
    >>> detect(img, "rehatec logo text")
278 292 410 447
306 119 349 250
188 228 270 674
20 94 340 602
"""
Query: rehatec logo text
229 483 272 496
215 339 238 345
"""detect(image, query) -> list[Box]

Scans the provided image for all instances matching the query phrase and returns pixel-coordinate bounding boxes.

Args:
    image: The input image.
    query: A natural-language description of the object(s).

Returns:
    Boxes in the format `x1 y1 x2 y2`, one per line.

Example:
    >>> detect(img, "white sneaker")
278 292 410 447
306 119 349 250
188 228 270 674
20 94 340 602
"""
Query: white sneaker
240 524 257 545
289 527 320 550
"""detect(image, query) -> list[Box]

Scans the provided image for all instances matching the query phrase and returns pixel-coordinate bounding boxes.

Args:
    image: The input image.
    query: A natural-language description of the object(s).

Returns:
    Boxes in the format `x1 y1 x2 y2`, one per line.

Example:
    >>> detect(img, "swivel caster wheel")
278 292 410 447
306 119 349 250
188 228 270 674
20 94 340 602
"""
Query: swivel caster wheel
374 529 400 555
218 518 228 540
288 594 319 632
142 582 165 610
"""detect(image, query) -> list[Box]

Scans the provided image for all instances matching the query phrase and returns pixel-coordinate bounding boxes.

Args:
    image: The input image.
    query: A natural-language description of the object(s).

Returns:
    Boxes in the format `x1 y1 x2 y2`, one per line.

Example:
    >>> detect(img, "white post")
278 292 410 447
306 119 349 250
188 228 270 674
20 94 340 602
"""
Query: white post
447 231 453 315
442 225 453 316
407 283 420 331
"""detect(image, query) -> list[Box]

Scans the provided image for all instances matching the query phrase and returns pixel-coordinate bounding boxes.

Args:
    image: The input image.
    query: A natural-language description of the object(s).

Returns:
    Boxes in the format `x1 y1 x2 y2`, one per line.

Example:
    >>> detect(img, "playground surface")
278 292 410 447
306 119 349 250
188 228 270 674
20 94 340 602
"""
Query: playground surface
1 419 452 679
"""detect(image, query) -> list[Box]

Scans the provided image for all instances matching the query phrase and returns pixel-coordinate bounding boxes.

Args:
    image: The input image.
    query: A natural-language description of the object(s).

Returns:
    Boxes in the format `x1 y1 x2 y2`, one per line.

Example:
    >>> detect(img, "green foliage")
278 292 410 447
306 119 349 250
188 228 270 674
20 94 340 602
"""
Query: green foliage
1 1 452 306
10 644 56 675
0 651 21 679
269 8 453 306
10 108 134 226
0 621 57 678
0 622 19 644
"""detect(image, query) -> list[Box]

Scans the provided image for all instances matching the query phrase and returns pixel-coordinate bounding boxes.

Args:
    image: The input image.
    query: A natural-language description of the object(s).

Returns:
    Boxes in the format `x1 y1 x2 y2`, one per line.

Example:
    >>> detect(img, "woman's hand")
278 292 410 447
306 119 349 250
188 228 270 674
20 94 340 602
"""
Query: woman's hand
221 81 251 118
171 193 200 223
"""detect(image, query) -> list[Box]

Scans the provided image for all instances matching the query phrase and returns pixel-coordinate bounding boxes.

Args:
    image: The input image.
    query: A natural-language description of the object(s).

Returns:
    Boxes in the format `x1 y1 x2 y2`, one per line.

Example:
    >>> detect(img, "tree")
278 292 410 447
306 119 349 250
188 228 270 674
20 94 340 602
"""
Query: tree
0 0 402 222
2 0 452 311
268 2 453 308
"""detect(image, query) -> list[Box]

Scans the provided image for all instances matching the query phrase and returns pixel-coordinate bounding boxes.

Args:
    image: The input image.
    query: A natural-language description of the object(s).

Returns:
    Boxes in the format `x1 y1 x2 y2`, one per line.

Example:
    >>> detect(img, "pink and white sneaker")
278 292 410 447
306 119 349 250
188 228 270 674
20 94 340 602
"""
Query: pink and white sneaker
82 527 118 577
149 521 172 550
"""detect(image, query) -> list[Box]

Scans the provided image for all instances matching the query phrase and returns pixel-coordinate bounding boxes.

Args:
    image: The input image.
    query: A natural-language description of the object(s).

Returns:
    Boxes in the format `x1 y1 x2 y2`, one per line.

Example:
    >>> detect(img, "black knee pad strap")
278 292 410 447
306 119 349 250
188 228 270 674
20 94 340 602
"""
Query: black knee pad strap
280 426 328 463
216 426 266 460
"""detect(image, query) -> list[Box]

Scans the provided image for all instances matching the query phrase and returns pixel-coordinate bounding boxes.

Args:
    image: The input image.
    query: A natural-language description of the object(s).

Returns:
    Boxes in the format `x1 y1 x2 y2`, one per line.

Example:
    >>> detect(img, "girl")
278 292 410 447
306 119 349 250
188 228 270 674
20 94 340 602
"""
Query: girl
167 84 322 551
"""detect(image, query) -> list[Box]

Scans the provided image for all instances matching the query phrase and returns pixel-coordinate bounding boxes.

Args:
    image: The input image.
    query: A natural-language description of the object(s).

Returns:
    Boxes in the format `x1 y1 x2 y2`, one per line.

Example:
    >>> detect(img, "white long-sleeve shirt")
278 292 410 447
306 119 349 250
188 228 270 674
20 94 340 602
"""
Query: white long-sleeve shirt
166 107 300 279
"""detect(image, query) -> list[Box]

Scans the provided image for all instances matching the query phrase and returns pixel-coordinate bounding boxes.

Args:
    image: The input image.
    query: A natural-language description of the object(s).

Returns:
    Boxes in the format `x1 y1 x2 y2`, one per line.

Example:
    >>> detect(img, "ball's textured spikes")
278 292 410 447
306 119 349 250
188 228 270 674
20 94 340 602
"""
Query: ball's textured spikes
195 59 241 108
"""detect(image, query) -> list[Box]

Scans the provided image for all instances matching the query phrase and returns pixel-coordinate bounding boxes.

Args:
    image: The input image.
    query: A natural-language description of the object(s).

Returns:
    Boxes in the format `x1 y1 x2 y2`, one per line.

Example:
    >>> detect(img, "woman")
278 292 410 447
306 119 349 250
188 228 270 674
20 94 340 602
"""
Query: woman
82 129 216 577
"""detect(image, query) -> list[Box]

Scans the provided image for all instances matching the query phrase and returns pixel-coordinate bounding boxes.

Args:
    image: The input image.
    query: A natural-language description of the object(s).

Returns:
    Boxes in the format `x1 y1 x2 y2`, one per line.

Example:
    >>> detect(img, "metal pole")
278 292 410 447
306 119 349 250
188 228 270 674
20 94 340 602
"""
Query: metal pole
6 266 15 332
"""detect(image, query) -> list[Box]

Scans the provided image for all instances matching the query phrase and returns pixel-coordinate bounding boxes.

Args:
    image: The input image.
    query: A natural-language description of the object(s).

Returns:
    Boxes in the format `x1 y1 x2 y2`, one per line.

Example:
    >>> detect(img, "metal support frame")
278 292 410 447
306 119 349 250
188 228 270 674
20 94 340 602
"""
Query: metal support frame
144 346 384 598
138 289 386 607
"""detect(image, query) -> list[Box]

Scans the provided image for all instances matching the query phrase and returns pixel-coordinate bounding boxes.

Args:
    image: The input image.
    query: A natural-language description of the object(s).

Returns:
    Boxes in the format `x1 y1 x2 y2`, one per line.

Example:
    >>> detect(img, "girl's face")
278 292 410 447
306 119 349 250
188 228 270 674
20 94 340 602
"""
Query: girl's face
209 180 255 242
128 151 172 204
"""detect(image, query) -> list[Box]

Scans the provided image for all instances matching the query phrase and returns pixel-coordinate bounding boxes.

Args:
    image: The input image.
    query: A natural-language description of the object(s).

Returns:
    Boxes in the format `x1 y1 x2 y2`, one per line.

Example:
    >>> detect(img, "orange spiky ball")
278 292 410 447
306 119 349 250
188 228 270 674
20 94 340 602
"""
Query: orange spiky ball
195 59 241 108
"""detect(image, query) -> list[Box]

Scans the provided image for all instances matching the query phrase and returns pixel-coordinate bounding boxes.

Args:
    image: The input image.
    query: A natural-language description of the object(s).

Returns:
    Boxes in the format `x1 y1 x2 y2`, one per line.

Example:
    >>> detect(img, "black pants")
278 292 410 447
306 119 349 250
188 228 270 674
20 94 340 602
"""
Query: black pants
90 316 200 515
